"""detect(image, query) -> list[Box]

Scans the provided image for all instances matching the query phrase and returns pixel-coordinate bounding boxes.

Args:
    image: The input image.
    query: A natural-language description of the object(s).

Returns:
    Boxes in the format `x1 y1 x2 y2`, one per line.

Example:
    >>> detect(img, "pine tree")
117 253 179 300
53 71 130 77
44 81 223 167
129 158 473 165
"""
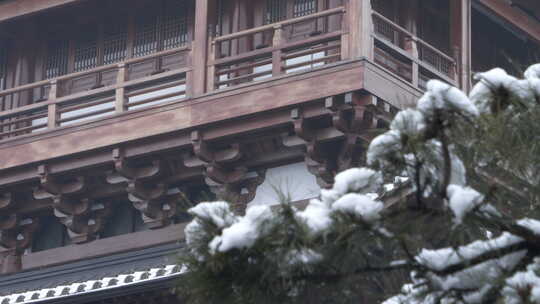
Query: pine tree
177 64 540 304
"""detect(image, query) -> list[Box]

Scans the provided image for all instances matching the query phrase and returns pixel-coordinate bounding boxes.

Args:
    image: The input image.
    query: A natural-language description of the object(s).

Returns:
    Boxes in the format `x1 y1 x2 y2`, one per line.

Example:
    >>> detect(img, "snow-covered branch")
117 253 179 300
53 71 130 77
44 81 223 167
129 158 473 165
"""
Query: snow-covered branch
179 64 540 304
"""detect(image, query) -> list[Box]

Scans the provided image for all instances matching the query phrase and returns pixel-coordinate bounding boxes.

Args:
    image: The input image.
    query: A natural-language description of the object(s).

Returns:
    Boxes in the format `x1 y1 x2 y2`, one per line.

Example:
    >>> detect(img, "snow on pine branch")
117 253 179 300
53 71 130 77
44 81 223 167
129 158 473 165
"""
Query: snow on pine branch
182 64 540 303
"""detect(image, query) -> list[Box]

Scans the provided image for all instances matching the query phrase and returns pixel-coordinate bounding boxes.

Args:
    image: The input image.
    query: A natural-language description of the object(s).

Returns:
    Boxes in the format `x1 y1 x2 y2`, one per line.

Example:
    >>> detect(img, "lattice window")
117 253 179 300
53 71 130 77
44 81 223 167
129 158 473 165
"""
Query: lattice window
265 0 287 24
133 11 159 57
103 20 128 65
162 0 189 50
45 40 69 79
74 29 98 72
134 0 189 57
293 0 317 17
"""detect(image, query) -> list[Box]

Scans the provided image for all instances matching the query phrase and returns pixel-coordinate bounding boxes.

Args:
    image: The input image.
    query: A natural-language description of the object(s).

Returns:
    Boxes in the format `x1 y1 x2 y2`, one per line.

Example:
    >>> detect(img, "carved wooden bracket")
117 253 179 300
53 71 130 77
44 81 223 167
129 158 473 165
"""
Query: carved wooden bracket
37 165 86 196
107 148 175 229
287 92 386 188
0 215 39 273
205 170 266 214
53 196 111 244
0 193 13 211
33 165 110 243
0 215 39 254
189 131 265 214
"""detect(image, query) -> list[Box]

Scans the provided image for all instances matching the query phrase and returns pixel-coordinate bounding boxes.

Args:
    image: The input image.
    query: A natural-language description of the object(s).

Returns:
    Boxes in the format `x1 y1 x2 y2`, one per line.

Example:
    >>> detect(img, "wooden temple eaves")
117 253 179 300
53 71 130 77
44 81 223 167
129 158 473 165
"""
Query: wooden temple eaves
0 0 537 287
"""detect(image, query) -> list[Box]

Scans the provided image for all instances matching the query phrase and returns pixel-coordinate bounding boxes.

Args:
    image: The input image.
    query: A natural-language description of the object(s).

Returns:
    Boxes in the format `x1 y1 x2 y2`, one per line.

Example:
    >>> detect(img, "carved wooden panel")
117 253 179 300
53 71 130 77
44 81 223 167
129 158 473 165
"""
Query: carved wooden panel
101 69 117 87
286 20 318 42
64 74 97 95
161 50 188 71
285 0 319 42
128 60 155 80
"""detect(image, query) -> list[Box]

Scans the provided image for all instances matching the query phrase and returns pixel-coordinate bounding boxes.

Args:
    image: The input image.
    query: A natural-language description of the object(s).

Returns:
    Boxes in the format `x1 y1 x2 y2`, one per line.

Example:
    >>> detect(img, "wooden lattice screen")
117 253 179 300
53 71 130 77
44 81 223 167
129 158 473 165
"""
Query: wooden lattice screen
293 0 317 17
134 0 189 57
133 6 159 58
45 40 69 79
265 0 287 24
74 27 98 72
162 0 190 50
103 20 128 65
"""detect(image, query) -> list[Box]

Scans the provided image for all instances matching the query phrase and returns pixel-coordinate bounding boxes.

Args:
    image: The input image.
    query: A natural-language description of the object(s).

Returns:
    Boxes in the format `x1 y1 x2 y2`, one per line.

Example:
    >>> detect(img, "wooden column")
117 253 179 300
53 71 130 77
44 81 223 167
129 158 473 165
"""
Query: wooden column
272 25 283 77
115 63 127 113
47 80 59 129
349 0 373 59
192 0 210 96
451 0 472 92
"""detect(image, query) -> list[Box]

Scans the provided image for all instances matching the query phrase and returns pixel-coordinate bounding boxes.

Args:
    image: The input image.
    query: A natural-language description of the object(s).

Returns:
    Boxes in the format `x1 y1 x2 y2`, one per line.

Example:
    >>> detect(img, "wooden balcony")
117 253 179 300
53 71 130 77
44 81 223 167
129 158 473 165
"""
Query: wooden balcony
0 5 454 171
371 11 459 90
0 1 469 274
209 7 346 89
0 47 191 141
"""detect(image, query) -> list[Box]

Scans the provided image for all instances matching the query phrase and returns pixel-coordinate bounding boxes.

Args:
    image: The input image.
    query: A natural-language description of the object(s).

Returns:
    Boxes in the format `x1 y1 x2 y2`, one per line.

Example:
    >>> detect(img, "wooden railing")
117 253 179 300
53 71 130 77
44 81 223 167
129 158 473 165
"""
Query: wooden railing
0 46 192 140
371 11 458 89
208 7 347 90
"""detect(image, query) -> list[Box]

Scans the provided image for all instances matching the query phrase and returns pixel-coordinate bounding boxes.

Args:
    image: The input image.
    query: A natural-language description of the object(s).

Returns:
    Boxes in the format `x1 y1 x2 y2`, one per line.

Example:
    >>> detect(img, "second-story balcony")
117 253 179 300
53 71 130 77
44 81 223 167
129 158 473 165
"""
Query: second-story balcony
0 0 476 171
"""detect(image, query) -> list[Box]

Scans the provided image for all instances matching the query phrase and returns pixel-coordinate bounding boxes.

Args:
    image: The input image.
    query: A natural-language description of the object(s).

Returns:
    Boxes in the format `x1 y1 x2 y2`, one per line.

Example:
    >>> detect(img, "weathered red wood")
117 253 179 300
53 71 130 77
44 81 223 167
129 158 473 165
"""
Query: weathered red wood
0 61 364 171
0 0 92 22
192 0 209 95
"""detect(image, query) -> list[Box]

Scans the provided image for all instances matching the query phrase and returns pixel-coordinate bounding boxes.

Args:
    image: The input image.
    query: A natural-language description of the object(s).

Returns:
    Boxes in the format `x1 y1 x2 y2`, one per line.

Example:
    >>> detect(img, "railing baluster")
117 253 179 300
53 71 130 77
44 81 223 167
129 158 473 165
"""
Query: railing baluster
272 25 283 77
208 39 217 91
47 80 59 129
405 37 419 87
186 69 194 98
115 63 127 113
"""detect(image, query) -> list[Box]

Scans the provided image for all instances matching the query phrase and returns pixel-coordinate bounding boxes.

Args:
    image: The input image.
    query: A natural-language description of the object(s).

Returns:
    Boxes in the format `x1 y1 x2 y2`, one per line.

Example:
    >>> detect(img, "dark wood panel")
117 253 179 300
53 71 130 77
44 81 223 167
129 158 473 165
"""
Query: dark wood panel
128 60 156 80
161 51 188 71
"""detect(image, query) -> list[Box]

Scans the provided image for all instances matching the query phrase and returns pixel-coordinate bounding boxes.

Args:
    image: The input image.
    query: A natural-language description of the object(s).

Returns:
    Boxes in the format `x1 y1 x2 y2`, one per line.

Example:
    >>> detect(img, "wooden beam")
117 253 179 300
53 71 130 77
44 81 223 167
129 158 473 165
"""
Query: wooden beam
477 0 540 44
0 0 94 23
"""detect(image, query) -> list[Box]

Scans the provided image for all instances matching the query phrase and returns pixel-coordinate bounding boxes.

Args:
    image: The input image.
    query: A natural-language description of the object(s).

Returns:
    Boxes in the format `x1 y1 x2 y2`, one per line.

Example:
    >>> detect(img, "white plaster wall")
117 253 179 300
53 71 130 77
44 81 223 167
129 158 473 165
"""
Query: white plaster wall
249 162 320 206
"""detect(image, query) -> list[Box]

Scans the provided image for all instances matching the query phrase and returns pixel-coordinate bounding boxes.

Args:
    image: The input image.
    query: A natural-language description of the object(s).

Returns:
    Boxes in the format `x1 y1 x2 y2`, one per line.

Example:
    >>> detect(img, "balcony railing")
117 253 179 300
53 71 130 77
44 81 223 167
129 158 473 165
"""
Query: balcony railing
0 6 462 143
208 7 346 90
0 46 191 141
371 11 458 89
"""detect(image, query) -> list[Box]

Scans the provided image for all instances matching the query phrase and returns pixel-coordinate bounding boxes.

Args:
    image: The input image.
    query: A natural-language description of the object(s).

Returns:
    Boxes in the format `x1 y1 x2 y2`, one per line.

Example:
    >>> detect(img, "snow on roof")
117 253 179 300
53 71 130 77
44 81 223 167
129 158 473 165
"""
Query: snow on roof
0 264 185 304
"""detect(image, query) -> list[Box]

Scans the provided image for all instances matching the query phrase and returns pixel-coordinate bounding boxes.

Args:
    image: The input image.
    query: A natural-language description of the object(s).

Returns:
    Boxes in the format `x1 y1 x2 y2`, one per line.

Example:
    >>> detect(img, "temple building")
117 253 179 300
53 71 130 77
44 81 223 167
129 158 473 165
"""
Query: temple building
0 0 538 302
